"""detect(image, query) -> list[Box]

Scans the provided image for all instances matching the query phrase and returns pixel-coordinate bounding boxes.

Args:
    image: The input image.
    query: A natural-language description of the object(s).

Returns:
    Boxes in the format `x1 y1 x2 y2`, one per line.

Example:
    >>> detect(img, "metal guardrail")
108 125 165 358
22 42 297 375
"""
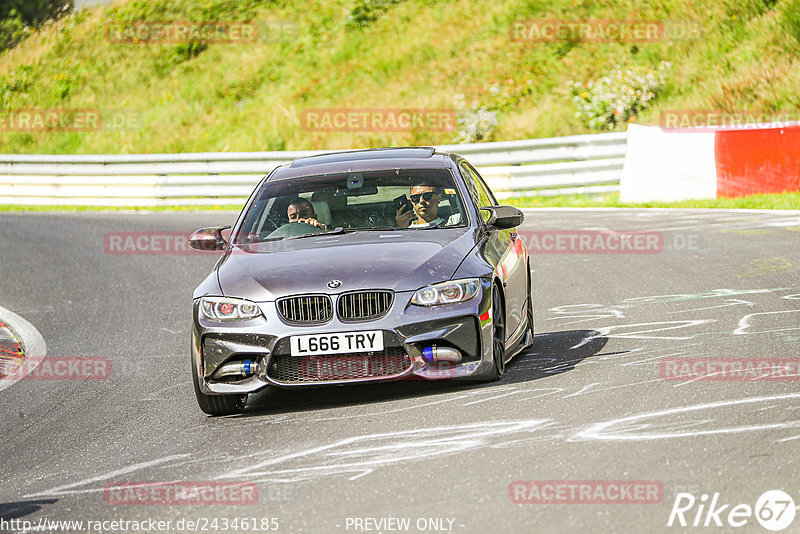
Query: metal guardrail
0 132 627 205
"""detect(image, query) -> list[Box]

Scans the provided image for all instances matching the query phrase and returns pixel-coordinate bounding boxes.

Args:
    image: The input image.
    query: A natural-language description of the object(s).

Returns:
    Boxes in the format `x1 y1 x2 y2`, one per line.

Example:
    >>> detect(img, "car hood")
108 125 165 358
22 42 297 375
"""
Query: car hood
216 228 478 300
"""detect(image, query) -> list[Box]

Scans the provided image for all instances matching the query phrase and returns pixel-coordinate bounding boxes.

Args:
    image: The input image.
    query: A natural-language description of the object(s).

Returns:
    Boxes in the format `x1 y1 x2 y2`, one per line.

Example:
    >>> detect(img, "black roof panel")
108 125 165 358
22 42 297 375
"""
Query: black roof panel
290 147 436 168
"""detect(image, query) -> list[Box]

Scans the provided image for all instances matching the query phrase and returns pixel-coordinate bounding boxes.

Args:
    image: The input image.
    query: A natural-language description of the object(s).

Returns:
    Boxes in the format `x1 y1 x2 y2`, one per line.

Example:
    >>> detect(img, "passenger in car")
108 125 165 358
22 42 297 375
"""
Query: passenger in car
395 185 462 228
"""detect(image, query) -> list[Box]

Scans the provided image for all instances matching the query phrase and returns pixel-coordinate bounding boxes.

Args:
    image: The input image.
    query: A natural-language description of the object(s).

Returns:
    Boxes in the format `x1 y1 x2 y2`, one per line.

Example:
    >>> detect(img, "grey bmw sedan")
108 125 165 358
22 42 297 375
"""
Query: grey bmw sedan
189 147 533 415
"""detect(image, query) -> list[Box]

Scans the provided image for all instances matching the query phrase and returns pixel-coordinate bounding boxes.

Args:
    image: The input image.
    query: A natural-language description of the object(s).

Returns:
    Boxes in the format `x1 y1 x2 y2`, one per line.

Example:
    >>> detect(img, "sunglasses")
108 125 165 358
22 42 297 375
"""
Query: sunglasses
410 192 439 203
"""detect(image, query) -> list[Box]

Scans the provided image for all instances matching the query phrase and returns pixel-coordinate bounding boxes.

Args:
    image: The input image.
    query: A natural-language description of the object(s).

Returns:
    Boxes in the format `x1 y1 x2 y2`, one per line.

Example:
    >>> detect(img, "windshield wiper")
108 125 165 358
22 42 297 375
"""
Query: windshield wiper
233 236 279 245
350 226 400 232
414 221 445 229
286 226 349 240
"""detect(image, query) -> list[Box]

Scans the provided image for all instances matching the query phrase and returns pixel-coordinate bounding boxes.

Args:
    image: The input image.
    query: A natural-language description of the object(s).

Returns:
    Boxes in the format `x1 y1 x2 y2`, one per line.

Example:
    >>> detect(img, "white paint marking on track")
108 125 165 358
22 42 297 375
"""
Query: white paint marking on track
570 320 714 349
665 299 755 314
215 420 555 484
570 392 800 442
733 310 800 335
621 288 785 305
307 393 478 422
23 454 191 498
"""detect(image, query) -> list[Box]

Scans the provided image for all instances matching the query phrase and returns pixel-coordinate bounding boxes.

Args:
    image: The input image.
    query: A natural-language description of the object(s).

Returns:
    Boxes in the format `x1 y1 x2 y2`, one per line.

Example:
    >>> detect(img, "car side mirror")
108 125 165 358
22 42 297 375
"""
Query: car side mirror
189 226 230 251
481 206 524 229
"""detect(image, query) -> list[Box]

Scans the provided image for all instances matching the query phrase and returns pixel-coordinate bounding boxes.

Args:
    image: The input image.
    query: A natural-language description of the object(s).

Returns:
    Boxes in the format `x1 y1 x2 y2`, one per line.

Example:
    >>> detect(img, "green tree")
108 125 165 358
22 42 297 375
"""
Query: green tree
0 0 73 50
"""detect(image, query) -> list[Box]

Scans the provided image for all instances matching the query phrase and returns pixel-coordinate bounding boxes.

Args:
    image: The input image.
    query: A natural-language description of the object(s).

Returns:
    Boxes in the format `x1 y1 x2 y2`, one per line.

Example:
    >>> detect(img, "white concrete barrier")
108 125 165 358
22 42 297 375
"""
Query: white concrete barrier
620 124 716 202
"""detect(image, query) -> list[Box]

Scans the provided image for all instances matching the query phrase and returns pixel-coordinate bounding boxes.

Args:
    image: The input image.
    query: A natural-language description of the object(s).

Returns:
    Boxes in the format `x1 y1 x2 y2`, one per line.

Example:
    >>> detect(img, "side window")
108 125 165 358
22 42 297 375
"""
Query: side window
459 161 495 222
467 163 498 206
459 162 481 208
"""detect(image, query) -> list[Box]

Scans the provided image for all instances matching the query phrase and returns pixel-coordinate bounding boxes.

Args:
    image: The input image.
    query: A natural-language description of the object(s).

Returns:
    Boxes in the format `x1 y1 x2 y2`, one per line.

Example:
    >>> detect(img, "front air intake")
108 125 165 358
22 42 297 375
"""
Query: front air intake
336 291 393 322
276 294 333 324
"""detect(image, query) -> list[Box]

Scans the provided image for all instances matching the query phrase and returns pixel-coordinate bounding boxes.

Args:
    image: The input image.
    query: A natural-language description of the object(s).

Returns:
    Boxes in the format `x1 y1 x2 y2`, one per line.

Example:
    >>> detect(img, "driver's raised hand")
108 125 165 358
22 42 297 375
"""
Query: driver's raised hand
395 205 415 228
298 217 327 230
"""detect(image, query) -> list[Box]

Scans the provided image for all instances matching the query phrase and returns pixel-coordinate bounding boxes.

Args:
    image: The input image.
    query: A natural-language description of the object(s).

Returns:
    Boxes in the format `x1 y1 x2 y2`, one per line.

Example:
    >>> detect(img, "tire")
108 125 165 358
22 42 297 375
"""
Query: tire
192 360 247 416
486 284 506 381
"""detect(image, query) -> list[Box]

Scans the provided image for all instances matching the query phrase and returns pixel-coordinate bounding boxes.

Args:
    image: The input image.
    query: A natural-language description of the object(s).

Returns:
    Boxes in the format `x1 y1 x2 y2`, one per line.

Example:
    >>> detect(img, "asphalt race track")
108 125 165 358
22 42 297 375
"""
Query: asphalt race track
1 208 799 533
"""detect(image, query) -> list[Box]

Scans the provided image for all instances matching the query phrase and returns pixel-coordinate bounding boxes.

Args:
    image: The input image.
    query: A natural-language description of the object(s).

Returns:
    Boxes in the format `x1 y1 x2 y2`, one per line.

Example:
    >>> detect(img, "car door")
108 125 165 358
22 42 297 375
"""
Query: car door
458 161 526 343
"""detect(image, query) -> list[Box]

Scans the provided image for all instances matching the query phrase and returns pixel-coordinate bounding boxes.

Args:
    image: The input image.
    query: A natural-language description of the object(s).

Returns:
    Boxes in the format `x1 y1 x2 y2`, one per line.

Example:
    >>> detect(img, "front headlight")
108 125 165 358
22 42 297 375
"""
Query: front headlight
411 278 481 306
199 296 263 321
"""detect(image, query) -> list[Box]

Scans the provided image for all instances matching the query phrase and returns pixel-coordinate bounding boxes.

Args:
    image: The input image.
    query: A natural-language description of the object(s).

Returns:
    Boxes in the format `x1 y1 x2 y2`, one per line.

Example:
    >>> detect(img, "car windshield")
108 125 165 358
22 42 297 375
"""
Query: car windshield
233 168 467 243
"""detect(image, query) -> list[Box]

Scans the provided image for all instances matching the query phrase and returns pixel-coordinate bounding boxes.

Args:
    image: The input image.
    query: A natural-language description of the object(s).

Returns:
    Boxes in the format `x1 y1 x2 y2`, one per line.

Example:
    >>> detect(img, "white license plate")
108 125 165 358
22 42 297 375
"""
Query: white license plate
290 330 384 357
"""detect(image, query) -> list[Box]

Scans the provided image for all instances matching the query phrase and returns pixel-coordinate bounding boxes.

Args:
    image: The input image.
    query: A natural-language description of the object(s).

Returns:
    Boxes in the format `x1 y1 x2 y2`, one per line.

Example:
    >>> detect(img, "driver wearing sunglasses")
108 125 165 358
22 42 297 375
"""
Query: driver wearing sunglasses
395 184 461 228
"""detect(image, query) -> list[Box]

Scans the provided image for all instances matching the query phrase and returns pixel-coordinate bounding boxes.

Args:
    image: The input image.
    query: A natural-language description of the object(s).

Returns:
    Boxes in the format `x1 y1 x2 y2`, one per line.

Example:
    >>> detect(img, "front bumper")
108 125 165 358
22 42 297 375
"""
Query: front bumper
192 281 494 395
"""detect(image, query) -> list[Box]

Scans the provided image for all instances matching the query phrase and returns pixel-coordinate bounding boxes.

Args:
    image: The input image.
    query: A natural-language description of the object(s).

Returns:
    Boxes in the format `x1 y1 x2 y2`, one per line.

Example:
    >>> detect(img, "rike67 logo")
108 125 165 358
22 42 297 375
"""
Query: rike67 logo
668 490 796 531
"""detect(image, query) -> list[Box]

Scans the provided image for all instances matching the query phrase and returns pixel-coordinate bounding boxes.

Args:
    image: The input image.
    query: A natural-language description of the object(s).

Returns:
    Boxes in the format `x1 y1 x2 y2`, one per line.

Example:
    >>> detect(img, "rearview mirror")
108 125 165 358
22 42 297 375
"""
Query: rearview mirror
334 184 379 196
189 226 230 251
481 206 524 229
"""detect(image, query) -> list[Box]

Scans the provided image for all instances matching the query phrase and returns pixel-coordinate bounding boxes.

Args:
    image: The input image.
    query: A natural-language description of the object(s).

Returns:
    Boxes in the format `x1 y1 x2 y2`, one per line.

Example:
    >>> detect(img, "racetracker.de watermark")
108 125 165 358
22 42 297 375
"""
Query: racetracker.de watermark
0 109 141 132
0 356 111 380
104 482 258 505
106 21 258 44
300 108 456 132
519 230 662 254
660 358 800 381
510 19 702 42
104 232 220 255
660 109 800 132
509 480 663 504
518 230 702 254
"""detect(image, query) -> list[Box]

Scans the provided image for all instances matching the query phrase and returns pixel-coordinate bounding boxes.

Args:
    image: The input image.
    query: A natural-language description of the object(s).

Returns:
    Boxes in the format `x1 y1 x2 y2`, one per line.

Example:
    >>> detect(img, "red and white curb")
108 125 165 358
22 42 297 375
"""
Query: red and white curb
621 122 800 202
0 304 47 392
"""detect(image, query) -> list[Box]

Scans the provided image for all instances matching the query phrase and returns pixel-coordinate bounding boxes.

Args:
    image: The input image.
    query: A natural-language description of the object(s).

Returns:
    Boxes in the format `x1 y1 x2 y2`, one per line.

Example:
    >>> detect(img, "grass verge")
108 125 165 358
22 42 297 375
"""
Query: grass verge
1 0 800 154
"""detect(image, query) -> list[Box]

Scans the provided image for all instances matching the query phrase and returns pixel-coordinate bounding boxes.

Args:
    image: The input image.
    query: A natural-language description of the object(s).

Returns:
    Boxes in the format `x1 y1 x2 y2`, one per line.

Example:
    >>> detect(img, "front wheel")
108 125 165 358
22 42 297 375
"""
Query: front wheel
486 284 506 381
192 360 247 416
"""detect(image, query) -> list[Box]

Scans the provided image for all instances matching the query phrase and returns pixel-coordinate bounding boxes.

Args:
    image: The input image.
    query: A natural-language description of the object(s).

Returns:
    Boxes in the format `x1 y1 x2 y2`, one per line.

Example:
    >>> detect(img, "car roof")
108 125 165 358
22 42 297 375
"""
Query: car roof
291 147 436 167
267 147 457 181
